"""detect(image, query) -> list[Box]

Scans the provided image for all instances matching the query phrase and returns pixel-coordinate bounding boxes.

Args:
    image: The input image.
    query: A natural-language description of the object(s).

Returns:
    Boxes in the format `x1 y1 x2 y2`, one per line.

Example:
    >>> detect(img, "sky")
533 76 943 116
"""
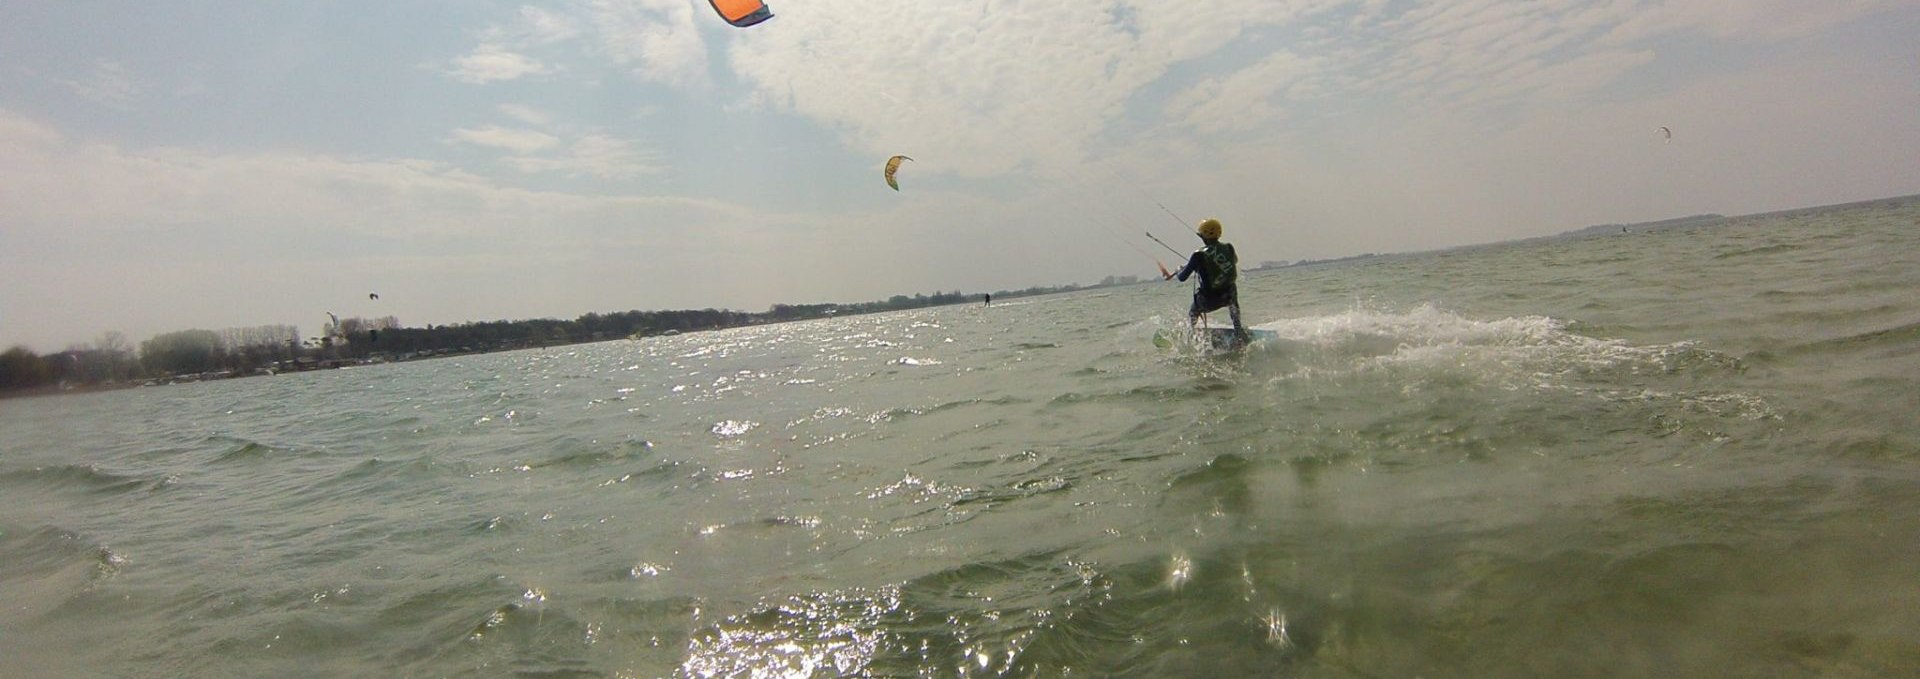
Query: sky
3 0 1918 352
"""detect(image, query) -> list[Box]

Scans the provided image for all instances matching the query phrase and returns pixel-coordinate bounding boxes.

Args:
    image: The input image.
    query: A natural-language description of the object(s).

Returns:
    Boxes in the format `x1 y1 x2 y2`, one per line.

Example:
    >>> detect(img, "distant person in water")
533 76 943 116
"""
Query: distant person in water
1167 217 1247 342
984 293 991 306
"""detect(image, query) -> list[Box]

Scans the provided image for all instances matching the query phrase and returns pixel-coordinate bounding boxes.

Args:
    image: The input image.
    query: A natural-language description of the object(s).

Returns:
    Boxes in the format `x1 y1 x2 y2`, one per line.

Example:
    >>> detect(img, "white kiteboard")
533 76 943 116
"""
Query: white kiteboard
1152 317 1276 351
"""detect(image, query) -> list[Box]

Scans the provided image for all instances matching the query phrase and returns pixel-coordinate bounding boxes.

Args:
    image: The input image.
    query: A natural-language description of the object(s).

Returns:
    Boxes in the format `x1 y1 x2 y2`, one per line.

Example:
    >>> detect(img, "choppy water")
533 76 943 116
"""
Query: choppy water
4 197 1919 678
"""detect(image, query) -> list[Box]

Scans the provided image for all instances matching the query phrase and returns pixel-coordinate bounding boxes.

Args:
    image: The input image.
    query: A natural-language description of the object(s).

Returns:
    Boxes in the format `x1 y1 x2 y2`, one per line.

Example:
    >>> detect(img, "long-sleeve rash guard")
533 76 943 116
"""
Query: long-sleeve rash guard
1175 241 1238 291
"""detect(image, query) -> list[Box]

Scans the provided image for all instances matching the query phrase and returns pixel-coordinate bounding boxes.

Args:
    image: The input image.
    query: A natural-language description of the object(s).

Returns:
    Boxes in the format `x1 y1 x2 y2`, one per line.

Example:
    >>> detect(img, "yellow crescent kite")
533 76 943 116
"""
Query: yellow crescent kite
884 155 912 191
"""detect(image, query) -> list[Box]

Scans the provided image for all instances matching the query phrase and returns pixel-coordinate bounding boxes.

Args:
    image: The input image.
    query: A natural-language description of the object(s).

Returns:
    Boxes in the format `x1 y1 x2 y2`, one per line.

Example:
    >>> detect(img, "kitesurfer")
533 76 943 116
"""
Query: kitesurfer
1167 218 1248 343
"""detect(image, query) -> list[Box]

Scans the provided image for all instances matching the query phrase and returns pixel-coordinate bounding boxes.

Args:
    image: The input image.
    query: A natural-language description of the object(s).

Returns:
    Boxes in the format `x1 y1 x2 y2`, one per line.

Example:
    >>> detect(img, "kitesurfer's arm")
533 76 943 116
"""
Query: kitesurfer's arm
1175 251 1203 282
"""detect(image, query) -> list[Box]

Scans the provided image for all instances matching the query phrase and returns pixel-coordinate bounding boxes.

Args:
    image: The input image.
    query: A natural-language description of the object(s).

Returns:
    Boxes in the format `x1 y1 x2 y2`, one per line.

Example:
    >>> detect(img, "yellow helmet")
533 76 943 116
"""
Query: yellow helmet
1196 218 1223 240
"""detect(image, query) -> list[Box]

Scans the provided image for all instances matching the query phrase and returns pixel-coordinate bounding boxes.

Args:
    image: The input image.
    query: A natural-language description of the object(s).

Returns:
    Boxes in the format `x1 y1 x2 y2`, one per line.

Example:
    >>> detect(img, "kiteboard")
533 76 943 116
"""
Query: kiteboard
1152 322 1276 351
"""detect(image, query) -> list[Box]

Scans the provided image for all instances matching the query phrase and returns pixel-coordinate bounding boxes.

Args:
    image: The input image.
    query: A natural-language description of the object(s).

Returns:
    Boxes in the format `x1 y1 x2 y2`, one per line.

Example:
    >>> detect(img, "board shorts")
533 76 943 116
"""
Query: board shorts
1190 286 1238 318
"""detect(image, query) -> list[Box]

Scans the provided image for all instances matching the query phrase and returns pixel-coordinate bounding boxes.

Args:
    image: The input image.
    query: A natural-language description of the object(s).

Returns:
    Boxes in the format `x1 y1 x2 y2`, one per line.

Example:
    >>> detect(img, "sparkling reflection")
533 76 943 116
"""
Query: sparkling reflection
680 587 901 678
1261 608 1293 649
1167 552 1193 591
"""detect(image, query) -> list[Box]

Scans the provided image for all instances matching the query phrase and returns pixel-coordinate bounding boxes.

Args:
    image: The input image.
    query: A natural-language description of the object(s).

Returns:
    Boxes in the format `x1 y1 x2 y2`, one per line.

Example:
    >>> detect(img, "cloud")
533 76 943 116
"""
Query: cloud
443 1 712 88
482 5 583 45
503 133 661 179
448 111 660 179
497 103 555 127
1167 0 1858 136
584 0 712 87
0 109 65 148
1122 0 1346 61
428 0 1915 182
1320 0 1649 114
0 107 845 348
1602 0 1911 43
728 1 1328 177
717 0 1906 173
447 44 552 83
0 110 670 237
448 124 562 153
1168 50 1324 134
56 59 141 106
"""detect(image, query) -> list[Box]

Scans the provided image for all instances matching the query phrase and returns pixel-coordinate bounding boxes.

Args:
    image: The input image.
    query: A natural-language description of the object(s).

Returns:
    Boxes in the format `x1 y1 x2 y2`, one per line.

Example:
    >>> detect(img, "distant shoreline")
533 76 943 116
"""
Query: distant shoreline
0 380 143 401
7 192 1916 402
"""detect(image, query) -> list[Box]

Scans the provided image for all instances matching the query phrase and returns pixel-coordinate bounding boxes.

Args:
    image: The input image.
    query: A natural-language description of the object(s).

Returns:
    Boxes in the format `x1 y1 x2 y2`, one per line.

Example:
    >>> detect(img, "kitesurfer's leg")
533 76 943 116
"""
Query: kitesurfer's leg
1227 293 1250 345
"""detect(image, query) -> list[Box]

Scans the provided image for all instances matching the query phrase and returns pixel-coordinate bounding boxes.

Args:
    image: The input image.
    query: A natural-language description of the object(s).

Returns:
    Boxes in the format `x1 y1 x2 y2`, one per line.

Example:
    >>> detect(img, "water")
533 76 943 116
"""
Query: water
4 197 1918 678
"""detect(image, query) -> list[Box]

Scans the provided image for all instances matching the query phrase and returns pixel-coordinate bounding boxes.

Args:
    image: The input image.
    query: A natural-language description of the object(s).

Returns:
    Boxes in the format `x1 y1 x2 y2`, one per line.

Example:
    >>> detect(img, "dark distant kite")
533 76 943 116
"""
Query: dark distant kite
369 292 380 300
1659 126 1672 143
708 0 773 28
884 155 912 191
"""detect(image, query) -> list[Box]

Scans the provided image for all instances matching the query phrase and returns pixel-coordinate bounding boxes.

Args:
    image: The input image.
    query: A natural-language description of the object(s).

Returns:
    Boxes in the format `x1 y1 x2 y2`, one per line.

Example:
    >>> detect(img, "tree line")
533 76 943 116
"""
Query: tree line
1 283 1091 396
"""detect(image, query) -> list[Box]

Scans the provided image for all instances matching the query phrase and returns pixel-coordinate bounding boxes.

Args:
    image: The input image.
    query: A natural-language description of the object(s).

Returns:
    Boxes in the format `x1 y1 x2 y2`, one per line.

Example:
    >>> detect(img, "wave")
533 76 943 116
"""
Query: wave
1009 342 1062 350
208 440 279 464
1817 432 1920 460
1712 243 1801 260
1244 304 1747 384
873 395 1034 422
948 475 1074 508
201 433 335 465
0 525 125 620
668 540 1330 677
1780 320 1920 357
526 437 656 470
0 463 164 495
297 454 466 500
667 480 1917 678
694 514 826 538
679 550 1095 678
400 578 706 678
1153 305 1784 463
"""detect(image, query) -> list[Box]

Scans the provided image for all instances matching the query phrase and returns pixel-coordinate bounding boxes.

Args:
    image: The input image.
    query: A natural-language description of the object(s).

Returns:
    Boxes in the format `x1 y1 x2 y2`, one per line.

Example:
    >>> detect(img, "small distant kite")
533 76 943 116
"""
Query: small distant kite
368 292 380 300
1659 126 1672 143
708 0 773 28
884 155 913 191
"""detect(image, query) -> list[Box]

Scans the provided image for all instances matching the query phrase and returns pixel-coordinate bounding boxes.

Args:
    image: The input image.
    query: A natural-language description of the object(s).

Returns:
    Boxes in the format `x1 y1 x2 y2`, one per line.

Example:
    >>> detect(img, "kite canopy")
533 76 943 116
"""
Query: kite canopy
1659 126 1672 142
368 292 380 300
708 0 773 28
884 155 912 191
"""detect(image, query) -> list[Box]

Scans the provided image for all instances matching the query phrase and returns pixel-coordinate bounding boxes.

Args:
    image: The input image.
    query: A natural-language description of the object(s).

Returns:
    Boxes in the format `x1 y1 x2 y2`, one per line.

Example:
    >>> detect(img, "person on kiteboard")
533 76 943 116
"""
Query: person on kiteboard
1167 217 1249 343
